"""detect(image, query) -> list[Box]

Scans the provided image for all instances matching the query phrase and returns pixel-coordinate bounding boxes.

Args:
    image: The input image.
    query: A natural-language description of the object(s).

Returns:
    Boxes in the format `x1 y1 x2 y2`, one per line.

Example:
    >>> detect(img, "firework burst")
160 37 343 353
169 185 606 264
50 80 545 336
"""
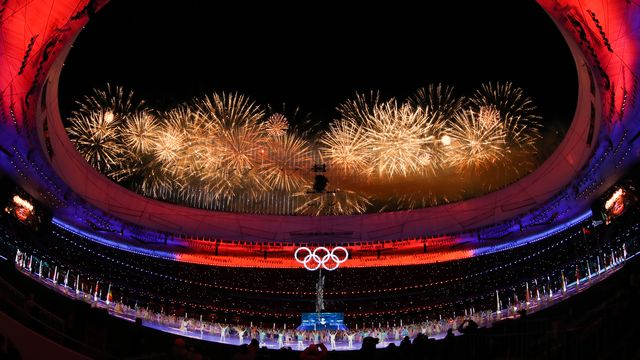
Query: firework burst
67 82 546 215
477 106 501 129
410 83 466 121
214 124 266 177
261 133 314 192
196 92 264 128
320 120 371 174
365 100 440 177
446 109 506 172
122 111 159 154
264 113 289 137
153 121 186 164
267 104 319 141
67 110 122 172
74 83 142 115
471 82 542 151
195 92 268 188
336 92 380 125
163 107 211 179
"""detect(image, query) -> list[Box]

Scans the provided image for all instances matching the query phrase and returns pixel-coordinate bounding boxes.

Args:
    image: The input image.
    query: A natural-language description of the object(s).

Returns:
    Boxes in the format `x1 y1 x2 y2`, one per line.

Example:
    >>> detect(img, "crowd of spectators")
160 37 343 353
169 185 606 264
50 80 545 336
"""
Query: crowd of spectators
1 233 639 359
0 183 639 358
1 200 635 327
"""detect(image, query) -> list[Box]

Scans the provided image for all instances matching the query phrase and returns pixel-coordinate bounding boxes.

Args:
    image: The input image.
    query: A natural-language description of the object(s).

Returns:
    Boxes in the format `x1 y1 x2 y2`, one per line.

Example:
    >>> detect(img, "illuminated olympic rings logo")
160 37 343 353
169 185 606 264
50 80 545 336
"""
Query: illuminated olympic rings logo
294 247 349 271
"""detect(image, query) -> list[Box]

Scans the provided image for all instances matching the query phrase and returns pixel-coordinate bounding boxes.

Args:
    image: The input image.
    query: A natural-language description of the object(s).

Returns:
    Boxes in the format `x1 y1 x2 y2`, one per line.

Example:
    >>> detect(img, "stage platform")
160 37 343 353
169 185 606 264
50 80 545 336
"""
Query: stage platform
297 312 347 331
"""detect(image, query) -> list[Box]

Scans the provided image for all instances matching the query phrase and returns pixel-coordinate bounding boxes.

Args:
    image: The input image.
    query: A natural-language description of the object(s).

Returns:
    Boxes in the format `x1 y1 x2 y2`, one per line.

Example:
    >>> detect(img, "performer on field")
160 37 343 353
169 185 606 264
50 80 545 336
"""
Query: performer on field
347 331 355 349
278 331 285 348
220 324 229 342
329 330 337 349
236 326 246 344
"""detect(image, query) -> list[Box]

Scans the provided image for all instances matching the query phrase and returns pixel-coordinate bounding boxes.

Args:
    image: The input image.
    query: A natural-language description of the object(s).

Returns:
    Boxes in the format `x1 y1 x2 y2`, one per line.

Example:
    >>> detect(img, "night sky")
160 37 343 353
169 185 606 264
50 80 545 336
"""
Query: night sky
59 0 577 137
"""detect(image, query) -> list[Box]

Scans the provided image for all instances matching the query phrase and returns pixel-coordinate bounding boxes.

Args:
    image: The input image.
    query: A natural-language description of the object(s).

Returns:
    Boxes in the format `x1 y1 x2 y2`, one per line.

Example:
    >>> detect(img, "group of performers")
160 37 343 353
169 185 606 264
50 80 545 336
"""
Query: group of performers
16 248 614 351
113 302 499 349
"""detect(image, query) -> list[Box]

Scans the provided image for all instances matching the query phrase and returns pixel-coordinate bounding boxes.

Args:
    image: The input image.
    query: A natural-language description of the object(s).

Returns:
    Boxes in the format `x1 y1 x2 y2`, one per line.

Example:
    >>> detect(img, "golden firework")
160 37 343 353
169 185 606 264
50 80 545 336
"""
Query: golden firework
67 110 122 172
446 109 507 172
320 120 371 175
365 100 440 177
122 111 158 154
66 82 544 215
261 133 313 192
264 113 289 137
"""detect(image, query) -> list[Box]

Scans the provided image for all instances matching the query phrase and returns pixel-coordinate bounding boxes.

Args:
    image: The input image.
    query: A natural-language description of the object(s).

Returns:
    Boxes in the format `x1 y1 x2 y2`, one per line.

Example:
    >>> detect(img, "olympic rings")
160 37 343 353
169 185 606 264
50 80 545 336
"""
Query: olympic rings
294 246 349 271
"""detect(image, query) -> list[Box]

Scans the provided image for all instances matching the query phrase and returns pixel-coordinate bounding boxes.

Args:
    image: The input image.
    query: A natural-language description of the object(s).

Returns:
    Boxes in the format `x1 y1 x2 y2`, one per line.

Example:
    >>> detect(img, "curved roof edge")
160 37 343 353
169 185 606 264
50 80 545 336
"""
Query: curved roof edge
1 0 639 246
